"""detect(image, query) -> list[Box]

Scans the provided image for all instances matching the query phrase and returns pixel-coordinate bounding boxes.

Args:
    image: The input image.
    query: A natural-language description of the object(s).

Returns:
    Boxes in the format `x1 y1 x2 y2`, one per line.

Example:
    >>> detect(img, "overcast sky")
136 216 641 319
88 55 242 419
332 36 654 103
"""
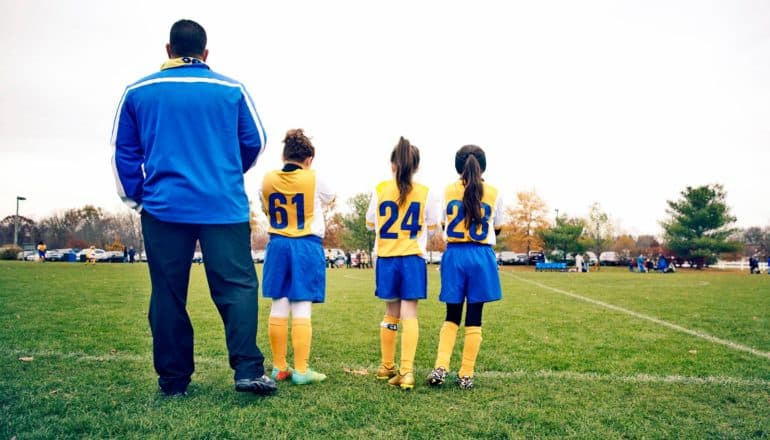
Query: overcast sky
1 0 768 236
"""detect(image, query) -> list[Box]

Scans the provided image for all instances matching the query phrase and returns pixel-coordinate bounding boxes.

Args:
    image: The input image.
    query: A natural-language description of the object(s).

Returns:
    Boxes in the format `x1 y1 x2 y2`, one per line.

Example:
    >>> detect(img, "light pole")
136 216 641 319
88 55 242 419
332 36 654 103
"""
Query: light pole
14 196 27 247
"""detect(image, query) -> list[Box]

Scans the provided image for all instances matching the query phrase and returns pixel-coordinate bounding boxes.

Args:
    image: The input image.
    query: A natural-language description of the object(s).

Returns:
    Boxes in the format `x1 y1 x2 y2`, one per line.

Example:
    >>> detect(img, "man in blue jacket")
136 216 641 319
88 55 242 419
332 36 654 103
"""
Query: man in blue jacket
111 19 275 396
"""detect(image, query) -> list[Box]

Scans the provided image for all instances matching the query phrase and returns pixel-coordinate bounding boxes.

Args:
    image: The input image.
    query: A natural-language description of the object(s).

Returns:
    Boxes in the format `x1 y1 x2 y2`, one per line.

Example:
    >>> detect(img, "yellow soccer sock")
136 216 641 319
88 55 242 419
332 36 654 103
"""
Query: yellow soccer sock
268 316 289 371
434 321 459 370
459 326 483 378
291 318 312 374
380 315 400 369
399 318 419 374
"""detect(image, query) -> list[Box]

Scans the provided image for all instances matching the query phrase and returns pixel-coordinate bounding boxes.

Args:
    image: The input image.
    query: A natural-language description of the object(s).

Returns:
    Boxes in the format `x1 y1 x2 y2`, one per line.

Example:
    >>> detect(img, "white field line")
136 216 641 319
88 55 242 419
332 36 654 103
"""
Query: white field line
5 347 769 387
507 273 770 361
482 370 770 387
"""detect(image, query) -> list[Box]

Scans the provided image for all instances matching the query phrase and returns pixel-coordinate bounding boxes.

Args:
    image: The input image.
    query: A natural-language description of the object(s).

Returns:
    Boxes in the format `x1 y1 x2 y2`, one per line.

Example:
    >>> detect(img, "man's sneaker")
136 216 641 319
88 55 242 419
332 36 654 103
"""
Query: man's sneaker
376 365 397 380
235 375 277 395
271 368 292 381
291 369 327 385
457 375 474 390
387 371 415 390
160 389 188 398
426 367 448 386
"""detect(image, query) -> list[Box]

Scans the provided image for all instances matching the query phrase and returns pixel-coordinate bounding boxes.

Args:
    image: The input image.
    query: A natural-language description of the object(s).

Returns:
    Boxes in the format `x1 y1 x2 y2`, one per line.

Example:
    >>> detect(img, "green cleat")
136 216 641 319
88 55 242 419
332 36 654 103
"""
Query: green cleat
291 368 327 385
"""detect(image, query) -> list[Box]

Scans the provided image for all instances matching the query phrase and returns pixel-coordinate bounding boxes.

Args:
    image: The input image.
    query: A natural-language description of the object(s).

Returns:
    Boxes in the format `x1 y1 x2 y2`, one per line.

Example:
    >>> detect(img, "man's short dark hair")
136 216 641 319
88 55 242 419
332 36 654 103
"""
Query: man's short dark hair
169 19 207 57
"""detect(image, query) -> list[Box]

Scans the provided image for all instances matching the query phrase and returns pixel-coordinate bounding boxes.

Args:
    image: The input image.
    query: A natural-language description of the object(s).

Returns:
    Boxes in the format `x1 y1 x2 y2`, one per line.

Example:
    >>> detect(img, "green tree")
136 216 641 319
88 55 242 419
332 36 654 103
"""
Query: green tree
583 202 613 270
661 184 741 268
340 192 374 252
538 215 586 261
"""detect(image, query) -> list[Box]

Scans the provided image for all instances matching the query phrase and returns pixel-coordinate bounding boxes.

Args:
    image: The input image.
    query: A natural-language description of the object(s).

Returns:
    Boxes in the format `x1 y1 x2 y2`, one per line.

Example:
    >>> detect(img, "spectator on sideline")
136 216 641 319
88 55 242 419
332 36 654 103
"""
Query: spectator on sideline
637 254 646 273
128 246 136 263
111 19 274 396
749 255 760 274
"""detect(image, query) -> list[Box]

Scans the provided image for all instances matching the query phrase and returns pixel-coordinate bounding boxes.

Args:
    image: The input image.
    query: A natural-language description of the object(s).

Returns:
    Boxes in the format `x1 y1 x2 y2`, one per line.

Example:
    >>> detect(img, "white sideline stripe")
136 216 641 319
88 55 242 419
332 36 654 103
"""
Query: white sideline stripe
6 348 769 387
507 273 770 361
481 370 770 386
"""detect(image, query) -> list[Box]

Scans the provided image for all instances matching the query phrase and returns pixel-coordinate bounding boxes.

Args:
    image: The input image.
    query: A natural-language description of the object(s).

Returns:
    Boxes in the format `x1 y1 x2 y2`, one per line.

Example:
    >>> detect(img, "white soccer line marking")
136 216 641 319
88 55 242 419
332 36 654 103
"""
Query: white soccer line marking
6 347 769 387
483 370 770 387
506 272 770 361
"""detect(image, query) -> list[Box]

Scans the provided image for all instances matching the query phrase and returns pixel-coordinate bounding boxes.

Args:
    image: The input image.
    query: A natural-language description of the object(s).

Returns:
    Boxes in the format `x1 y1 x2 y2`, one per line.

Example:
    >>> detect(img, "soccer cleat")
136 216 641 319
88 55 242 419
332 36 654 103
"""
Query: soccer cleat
376 365 397 380
235 375 278 395
457 375 474 390
271 368 292 381
291 368 327 385
426 367 448 386
387 371 415 390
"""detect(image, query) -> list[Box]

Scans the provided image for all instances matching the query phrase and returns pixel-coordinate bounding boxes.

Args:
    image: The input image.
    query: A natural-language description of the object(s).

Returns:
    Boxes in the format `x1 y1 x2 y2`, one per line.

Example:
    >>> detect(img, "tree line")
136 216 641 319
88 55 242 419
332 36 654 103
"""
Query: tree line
2 184 766 266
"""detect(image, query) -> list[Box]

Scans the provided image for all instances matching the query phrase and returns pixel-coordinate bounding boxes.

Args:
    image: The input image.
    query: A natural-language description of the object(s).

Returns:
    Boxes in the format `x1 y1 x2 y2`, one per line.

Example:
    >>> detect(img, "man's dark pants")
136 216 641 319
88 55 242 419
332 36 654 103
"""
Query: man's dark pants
141 212 265 394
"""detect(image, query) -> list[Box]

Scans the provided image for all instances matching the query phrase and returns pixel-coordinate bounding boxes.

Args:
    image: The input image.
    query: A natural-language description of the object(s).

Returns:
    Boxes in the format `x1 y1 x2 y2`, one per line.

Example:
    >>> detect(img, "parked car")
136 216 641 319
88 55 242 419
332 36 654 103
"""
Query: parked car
326 248 346 267
498 251 527 265
106 251 127 262
45 249 63 261
528 251 545 265
16 250 35 261
77 248 109 262
599 251 621 266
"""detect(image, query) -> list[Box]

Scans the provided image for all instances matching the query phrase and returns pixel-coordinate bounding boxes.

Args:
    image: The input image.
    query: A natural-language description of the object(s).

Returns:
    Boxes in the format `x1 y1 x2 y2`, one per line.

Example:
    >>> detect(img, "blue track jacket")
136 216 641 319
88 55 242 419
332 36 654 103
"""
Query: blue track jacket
111 59 266 224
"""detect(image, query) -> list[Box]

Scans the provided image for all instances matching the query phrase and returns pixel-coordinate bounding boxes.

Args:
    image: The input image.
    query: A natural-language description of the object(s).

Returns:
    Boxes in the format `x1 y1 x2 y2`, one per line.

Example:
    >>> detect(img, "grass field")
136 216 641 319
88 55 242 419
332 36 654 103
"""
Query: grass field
1 261 769 439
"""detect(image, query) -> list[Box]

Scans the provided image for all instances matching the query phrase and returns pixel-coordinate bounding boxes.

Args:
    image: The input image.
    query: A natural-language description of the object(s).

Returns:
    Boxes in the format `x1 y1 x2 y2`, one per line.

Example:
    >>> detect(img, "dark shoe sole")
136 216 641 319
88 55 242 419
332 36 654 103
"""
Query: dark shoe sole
235 381 277 395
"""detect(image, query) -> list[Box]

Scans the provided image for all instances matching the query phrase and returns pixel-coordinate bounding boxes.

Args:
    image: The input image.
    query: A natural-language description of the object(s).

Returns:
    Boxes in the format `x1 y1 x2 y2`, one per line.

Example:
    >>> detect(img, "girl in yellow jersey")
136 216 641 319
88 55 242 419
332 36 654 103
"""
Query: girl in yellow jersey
259 129 335 385
427 145 504 390
366 137 440 390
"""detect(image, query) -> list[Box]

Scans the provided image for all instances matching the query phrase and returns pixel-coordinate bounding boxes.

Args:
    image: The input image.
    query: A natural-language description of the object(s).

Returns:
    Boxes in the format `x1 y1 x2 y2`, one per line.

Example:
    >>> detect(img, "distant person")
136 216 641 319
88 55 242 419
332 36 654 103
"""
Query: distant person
36 241 47 262
128 246 136 263
259 129 335 385
111 19 274 396
427 144 504 390
123 246 128 263
645 258 654 273
657 254 668 273
366 136 439 390
767 256 770 275
345 251 351 268
749 255 760 274
574 253 584 273
664 256 676 273
86 245 97 265
636 254 646 273
628 258 635 272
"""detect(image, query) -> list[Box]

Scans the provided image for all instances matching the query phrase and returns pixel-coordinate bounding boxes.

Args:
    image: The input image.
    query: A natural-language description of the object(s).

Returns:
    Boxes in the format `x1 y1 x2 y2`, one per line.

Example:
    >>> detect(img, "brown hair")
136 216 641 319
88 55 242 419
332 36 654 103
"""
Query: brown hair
455 145 486 228
282 129 315 163
390 136 420 206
